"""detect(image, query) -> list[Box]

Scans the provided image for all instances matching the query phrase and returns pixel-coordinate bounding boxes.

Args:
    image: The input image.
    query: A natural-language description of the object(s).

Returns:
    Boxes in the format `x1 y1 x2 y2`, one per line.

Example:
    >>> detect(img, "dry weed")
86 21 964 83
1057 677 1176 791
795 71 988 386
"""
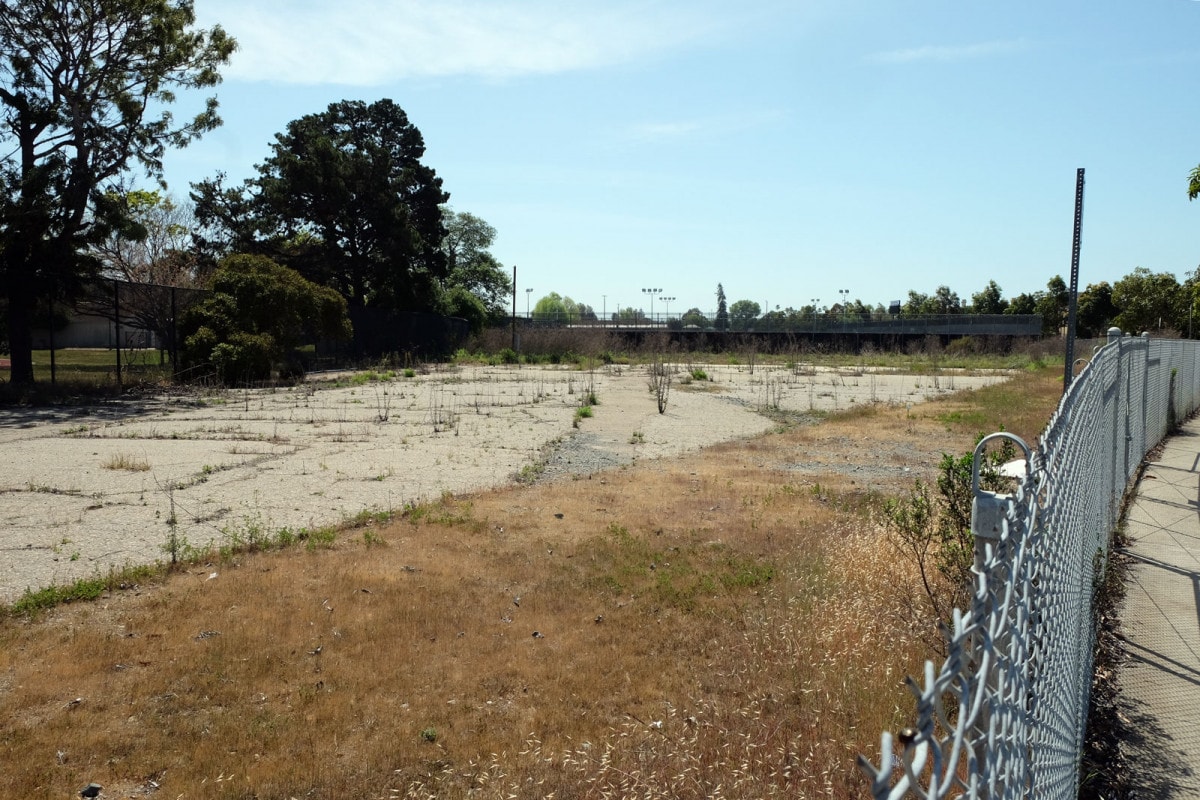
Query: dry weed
100 452 150 472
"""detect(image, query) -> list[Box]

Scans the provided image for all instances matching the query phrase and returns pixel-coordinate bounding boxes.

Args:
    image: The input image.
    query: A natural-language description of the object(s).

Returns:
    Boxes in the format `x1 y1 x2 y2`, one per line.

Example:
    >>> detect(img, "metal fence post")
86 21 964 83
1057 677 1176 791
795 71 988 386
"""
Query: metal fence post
113 278 122 391
169 286 178 380
48 281 57 386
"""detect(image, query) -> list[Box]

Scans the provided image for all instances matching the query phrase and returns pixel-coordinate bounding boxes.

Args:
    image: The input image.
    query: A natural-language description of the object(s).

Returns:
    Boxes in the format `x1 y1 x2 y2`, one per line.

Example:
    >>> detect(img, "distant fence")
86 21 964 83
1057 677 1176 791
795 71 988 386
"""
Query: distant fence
31 278 209 354
319 307 469 362
520 311 1042 337
28 278 469 375
28 278 209 383
860 331 1200 797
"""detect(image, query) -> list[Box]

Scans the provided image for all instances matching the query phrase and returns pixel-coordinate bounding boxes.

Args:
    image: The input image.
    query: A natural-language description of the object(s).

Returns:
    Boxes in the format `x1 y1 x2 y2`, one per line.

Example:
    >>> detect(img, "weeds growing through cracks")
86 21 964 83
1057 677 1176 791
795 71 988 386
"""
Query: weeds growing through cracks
373 382 392 422
102 452 150 471
573 376 598 428
648 356 672 414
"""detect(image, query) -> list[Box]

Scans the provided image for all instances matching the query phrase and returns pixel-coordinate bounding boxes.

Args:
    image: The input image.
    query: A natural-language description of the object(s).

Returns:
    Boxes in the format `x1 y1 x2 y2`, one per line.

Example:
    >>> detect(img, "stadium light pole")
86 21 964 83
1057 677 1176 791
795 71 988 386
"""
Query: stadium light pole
642 288 662 325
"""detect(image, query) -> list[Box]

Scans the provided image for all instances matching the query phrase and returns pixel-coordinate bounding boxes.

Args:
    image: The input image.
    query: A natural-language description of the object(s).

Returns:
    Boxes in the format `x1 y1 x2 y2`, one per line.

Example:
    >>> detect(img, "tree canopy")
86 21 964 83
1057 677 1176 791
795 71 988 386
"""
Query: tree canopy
971 281 1008 314
1035 275 1069 335
93 191 205 287
1076 281 1117 338
715 284 729 331
193 98 449 312
0 0 235 384
77 190 208 357
533 292 594 324
680 308 709 329
729 299 761 331
903 286 962 316
1112 267 1181 334
441 208 511 318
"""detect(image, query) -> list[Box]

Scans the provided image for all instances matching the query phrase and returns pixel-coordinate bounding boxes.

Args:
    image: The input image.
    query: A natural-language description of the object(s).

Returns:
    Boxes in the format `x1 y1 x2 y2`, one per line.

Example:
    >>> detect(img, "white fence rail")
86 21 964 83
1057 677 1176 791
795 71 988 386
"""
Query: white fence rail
860 332 1200 798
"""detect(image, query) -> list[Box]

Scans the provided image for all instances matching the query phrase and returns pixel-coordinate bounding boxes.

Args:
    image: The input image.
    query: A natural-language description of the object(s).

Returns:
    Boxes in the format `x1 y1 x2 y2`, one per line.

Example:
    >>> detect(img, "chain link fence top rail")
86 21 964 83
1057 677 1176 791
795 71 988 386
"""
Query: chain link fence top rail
859 334 1200 799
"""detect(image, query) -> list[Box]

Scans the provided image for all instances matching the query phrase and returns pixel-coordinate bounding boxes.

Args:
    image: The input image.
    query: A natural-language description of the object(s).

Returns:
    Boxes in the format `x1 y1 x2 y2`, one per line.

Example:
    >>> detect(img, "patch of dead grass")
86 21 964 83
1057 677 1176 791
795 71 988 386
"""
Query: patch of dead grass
0 367 1064 799
100 452 150 472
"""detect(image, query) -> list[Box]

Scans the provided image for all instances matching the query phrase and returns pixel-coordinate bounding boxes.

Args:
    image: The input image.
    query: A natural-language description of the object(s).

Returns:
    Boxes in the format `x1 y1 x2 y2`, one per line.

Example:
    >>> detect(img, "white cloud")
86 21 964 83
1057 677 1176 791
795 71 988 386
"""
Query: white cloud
868 39 1030 65
197 0 728 85
616 109 783 146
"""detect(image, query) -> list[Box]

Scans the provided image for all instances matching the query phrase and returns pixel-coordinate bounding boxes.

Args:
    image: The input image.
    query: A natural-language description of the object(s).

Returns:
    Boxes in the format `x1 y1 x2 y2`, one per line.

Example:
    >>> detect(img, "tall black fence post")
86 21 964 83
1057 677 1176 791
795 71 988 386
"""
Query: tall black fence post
170 286 178 380
48 281 57 386
113 279 122 391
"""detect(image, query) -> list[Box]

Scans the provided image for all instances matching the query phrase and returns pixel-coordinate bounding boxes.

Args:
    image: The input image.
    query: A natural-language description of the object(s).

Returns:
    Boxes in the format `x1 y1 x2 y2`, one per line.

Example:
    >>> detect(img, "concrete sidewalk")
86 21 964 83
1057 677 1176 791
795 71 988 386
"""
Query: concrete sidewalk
1119 419 1200 797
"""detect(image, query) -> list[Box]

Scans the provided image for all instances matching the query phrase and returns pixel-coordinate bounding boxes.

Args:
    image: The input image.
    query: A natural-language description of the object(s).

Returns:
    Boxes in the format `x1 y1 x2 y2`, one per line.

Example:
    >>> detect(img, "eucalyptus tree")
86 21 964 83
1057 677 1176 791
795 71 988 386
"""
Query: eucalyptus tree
0 0 234 384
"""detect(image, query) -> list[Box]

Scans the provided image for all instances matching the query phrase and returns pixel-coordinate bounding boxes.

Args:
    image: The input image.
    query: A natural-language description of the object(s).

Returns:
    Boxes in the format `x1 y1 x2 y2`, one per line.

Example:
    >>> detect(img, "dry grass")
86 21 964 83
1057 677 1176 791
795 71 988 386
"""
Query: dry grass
0 367 1063 799
100 452 150 472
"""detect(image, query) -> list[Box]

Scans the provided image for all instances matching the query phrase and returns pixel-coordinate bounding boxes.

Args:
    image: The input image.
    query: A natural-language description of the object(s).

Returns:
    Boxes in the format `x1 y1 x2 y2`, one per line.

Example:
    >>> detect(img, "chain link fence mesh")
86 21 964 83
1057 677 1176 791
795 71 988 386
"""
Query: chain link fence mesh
860 334 1200 799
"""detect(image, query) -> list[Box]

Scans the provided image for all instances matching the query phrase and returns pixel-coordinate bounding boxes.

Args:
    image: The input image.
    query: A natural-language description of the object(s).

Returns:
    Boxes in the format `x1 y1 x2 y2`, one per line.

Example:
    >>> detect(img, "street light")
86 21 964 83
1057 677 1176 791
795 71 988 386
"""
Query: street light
642 288 662 325
526 287 534 319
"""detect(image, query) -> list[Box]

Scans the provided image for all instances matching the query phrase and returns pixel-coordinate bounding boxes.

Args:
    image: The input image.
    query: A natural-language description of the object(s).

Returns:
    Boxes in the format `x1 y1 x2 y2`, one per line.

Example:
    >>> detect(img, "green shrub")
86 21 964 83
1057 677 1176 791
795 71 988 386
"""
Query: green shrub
180 254 351 384
209 332 274 383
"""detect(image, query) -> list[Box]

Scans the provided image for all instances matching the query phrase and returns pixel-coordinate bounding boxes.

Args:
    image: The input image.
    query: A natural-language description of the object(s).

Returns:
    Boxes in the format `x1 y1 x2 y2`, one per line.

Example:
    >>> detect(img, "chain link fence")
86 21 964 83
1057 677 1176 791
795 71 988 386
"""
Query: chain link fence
31 278 469 382
860 332 1200 798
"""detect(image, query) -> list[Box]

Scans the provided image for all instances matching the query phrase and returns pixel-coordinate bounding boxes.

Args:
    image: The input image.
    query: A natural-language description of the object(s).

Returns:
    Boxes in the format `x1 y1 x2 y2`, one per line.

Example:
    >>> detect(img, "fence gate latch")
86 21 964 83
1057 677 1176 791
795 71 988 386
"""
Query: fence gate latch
970 432 1032 545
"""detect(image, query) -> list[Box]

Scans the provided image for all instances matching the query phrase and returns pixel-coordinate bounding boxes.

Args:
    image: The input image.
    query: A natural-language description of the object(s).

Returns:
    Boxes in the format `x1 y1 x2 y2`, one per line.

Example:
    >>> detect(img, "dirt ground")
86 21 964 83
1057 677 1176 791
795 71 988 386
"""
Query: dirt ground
0 362 1007 603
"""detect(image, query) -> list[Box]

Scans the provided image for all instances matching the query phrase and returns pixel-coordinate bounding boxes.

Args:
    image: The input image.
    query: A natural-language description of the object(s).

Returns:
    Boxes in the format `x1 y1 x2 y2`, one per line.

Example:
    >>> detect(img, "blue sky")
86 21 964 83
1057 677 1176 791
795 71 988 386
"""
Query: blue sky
157 0 1200 316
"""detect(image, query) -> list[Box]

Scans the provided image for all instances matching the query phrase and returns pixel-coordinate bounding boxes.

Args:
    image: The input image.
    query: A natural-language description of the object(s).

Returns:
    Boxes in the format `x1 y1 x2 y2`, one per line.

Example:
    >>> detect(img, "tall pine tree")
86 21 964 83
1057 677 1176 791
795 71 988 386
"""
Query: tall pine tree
715 283 729 331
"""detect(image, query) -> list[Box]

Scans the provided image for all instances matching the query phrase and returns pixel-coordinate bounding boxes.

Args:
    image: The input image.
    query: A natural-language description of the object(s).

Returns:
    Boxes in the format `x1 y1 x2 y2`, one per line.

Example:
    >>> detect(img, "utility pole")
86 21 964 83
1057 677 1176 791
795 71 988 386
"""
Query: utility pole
511 265 517 351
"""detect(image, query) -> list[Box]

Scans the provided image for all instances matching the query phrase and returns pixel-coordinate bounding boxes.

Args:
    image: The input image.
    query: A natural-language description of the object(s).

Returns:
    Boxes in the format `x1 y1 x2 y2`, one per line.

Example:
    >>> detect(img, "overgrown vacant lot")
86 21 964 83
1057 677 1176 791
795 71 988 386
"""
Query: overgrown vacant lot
0 362 1005 603
0 365 1062 799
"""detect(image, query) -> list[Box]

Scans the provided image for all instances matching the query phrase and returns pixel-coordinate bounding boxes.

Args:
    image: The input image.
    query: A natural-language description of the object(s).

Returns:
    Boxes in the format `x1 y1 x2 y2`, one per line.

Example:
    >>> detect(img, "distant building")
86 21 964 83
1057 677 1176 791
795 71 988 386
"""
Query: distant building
31 309 159 349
